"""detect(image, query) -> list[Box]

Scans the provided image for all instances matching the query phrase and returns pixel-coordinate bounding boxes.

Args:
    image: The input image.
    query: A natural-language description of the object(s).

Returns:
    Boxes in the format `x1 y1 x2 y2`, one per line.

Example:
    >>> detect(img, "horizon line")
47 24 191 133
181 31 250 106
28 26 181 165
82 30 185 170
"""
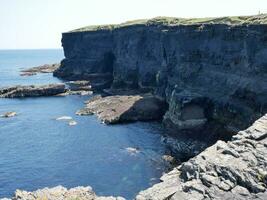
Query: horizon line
0 48 63 50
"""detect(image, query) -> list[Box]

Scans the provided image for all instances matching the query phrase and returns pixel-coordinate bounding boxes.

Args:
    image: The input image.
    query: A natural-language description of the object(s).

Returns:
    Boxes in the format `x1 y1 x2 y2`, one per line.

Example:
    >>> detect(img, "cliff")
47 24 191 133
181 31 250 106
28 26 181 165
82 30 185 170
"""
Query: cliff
54 14 267 136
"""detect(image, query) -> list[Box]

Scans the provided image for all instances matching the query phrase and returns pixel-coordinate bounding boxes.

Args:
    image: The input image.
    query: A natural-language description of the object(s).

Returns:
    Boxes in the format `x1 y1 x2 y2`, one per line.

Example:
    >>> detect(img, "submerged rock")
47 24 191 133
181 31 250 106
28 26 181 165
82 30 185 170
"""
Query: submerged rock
76 94 167 124
4 185 124 200
125 147 140 154
68 120 77 126
20 63 60 76
20 72 37 76
56 116 77 126
0 84 66 98
0 111 17 118
136 114 267 200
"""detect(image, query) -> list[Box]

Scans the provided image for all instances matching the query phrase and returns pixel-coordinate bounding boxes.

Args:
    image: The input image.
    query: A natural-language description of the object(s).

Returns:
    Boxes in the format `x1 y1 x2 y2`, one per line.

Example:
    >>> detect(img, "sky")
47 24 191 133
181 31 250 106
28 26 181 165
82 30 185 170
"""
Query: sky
0 0 267 49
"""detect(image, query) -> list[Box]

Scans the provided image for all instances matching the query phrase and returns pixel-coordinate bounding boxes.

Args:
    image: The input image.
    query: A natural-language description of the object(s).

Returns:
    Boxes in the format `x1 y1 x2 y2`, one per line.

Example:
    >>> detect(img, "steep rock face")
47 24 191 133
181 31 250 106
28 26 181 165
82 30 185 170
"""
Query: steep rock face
54 20 267 135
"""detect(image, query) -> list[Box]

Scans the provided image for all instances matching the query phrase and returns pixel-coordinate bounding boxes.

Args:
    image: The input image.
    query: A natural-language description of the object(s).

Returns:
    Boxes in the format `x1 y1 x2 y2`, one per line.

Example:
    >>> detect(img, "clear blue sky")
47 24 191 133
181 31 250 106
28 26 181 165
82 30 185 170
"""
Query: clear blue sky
0 0 266 49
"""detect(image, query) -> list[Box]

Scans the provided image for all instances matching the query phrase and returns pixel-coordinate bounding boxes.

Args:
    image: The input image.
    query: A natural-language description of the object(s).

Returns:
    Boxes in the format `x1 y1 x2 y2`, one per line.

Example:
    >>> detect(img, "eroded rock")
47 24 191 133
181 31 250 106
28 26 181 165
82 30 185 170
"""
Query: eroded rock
136 114 267 200
76 94 167 124
20 63 60 76
66 80 92 91
0 84 66 98
5 185 124 200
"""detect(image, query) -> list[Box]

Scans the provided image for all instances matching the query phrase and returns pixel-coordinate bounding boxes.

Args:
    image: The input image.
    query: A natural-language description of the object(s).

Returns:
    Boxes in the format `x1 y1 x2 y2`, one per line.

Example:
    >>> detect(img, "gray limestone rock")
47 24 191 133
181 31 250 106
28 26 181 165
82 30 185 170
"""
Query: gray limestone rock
135 114 267 199
0 84 66 98
54 17 267 136
76 94 167 124
6 186 124 200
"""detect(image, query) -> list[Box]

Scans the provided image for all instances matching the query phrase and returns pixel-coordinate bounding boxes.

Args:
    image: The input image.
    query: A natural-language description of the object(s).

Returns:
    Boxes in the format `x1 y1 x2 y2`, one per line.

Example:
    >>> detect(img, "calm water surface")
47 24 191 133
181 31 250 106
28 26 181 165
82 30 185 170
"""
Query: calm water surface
0 50 170 199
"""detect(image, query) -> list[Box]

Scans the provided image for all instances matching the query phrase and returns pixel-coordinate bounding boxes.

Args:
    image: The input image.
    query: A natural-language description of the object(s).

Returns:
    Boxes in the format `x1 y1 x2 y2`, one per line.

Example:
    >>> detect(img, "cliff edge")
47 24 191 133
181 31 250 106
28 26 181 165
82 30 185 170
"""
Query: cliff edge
54 14 267 137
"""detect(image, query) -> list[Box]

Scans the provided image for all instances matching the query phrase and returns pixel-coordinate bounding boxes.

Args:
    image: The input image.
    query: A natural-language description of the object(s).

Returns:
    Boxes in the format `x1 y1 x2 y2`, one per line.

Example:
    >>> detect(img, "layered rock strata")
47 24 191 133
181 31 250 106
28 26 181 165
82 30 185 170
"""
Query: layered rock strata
20 63 60 76
0 84 66 98
54 15 267 136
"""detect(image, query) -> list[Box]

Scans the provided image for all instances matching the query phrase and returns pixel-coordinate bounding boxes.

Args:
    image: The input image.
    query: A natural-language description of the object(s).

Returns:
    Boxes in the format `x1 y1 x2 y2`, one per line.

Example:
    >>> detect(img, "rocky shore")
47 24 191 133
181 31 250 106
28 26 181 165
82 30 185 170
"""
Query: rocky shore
1 186 124 200
2 114 266 200
136 114 267 200
2 15 267 200
51 15 267 199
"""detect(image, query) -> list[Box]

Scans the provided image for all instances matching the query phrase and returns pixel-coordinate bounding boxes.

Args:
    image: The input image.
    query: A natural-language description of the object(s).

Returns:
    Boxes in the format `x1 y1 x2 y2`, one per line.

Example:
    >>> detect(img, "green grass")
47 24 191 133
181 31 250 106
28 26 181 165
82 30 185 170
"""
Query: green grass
70 14 267 32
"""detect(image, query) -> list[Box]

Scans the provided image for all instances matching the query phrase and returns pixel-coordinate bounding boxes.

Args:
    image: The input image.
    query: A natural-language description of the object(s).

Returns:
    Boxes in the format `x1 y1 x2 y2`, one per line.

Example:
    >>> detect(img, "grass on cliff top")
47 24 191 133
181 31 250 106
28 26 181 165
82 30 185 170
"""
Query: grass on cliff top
70 14 267 32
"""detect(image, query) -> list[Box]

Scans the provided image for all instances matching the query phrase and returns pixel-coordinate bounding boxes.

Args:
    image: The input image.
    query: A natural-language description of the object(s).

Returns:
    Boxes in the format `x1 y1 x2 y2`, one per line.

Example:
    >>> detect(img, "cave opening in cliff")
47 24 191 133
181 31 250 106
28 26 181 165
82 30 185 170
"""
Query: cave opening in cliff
103 52 115 74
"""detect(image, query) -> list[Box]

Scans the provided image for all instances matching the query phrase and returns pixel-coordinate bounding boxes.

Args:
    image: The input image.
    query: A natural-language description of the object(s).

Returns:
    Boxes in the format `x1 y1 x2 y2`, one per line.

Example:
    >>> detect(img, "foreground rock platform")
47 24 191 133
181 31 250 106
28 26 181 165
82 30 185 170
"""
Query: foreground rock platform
136 114 267 200
0 84 66 98
76 94 167 124
1 185 124 200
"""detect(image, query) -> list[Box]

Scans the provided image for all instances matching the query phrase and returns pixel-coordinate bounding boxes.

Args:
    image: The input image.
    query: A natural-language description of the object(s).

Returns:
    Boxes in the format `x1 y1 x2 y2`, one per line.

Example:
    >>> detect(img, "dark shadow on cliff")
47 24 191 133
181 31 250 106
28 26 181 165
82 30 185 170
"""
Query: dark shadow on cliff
118 95 168 123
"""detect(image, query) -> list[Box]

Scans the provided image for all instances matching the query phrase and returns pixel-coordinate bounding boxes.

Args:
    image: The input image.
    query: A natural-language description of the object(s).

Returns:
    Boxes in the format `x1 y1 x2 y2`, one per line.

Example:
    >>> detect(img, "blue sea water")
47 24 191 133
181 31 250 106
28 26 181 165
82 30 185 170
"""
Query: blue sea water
0 50 170 199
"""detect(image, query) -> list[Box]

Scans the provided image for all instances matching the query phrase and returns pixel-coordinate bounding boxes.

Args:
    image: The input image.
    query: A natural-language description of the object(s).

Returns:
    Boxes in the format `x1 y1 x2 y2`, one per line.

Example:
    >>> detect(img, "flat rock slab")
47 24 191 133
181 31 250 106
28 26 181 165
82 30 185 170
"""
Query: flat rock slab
0 84 66 98
20 63 60 76
76 94 166 124
66 80 92 91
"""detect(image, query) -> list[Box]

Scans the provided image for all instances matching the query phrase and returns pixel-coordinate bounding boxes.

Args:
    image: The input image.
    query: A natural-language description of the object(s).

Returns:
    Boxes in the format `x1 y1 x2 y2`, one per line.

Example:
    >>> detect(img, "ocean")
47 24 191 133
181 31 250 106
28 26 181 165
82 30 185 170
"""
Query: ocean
0 49 170 199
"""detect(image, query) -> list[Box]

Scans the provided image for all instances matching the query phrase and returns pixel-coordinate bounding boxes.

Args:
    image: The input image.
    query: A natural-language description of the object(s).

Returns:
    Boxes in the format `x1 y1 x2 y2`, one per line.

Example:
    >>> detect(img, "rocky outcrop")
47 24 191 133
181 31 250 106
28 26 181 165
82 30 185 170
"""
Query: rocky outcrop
76 94 166 124
20 63 60 76
66 80 91 91
0 82 95 98
54 15 267 137
136 114 267 200
0 84 66 98
2 185 124 200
